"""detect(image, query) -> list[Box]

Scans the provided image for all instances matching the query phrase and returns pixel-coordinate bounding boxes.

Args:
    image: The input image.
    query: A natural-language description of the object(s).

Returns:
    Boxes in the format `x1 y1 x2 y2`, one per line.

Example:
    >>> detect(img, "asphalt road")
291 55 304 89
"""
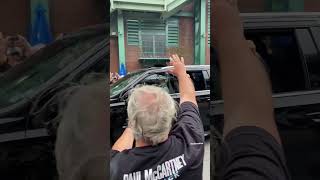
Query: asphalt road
203 139 210 180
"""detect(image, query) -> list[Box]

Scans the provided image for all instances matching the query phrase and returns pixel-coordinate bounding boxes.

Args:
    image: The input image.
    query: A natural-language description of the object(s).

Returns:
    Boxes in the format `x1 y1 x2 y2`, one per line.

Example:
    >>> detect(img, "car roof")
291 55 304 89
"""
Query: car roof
142 65 210 73
240 12 320 29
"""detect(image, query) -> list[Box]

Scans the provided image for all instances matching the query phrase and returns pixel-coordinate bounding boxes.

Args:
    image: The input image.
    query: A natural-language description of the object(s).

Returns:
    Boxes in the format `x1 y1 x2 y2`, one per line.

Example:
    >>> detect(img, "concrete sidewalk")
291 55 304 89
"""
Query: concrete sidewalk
203 139 210 180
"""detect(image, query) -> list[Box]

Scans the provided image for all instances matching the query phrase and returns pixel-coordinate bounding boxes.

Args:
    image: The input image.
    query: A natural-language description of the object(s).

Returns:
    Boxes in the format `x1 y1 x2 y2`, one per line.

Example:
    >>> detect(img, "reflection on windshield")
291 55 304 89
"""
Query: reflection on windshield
0 36 103 108
110 71 144 97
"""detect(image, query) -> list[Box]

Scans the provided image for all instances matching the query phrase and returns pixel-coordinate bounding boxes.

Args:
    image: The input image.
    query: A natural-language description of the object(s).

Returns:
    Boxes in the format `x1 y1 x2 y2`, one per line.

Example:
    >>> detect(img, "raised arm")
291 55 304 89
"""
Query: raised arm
213 0 281 143
169 54 197 106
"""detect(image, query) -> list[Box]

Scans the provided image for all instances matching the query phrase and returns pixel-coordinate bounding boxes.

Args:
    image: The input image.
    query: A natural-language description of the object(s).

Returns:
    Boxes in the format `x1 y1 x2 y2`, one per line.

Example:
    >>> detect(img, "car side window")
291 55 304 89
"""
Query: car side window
188 71 206 91
137 73 170 93
168 70 206 94
203 70 210 90
245 30 306 93
168 74 179 94
73 58 107 84
299 28 320 89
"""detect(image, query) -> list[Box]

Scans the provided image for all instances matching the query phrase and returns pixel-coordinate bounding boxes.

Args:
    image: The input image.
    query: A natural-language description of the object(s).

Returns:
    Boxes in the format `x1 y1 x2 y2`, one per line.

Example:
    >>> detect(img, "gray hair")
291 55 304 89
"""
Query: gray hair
127 85 177 145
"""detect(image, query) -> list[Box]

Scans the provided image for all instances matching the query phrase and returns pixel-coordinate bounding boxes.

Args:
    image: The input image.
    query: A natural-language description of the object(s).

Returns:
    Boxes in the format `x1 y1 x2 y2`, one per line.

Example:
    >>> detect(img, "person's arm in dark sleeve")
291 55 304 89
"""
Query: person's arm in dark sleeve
216 126 290 180
168 55 204 141
213 0 281 144
212 0 290 179
168 54 197 106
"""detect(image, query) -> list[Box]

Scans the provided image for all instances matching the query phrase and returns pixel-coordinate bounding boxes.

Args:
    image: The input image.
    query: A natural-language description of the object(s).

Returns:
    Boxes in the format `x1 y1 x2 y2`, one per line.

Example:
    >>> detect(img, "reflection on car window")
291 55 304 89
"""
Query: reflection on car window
204 70 210 90
110 71 145 97
168 71 206 94
188 71 206 91
245 31 306 93
138 73 170 93
169 74 179 94
0 36 104 108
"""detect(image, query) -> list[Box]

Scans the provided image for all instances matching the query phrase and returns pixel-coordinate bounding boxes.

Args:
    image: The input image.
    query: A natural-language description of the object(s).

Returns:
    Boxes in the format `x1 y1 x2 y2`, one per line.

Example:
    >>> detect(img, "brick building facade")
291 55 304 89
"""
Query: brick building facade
110 1 211 73
111 0 320 73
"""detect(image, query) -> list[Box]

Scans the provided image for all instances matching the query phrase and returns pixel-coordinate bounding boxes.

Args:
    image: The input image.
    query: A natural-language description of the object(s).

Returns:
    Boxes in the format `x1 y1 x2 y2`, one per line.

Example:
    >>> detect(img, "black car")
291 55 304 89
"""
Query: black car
110 65 211 143
210 12 320 180
0 24 108 179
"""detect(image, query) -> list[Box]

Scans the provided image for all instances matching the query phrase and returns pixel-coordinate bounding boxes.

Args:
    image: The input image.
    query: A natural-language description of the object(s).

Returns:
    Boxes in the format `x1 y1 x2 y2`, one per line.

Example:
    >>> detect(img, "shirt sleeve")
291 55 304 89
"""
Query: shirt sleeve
169 101 204 143
110 150 120 158
216 126 291 180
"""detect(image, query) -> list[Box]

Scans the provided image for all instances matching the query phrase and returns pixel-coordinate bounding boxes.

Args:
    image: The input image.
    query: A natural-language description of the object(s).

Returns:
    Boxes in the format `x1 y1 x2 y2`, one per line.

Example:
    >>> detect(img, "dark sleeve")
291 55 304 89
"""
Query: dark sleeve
216 126 290 180
110 150 120 158
110 150 122 180
169 101 204 143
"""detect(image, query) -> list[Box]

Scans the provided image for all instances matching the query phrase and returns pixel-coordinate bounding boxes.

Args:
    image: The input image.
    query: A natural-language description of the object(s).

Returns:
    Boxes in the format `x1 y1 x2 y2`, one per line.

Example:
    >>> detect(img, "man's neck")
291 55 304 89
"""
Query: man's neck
135 139 150 147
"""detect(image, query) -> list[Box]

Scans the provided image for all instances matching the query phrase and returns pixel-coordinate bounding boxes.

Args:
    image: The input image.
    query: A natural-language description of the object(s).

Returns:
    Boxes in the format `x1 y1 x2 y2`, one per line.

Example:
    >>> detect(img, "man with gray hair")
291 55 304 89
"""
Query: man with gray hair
111 54 205 180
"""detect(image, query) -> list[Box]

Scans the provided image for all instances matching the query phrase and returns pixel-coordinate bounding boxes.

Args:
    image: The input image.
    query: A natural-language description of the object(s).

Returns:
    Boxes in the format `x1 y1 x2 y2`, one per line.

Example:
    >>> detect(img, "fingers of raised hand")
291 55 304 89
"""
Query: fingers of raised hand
181 57 185 64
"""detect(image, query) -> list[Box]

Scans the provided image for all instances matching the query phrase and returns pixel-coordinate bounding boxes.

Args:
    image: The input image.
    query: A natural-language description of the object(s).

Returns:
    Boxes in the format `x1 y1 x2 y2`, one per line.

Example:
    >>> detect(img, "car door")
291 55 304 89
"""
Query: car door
168 70 210 131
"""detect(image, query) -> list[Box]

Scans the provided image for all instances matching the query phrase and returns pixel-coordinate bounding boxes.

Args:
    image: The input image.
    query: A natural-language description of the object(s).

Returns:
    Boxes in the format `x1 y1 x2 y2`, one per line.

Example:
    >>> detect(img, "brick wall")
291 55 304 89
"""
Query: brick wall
0 0 106 38
125 45 141 72
110 37 119 73
238 0 266 12
178 17 194 65
0 0 30 36
305 0 320 11
51 0 106 36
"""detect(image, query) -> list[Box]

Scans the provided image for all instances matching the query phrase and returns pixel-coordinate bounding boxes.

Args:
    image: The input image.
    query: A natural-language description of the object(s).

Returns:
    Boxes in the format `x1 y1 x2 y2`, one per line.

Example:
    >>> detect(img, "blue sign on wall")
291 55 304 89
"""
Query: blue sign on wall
119 63 127 77
29 4 53 45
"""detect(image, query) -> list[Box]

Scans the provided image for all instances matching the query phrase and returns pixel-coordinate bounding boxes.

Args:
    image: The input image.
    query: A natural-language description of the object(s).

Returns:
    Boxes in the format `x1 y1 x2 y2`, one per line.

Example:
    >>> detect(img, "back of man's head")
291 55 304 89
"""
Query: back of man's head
127 85 177 146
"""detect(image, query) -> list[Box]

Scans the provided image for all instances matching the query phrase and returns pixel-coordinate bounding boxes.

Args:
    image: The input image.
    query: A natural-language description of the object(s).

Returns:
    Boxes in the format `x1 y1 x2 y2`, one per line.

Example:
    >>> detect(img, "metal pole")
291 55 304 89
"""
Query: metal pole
117 10 127 76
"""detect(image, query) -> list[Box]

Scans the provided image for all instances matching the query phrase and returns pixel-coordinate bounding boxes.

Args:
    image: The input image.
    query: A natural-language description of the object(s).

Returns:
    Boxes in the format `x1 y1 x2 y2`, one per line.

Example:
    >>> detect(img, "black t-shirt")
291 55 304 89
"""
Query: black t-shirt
216 126 291 180
110 102 205 180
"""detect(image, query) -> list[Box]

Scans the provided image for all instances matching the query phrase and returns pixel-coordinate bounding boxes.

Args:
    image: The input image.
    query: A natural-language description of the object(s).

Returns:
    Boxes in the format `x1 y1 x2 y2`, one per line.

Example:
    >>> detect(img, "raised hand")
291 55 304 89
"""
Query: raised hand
168 54 188 79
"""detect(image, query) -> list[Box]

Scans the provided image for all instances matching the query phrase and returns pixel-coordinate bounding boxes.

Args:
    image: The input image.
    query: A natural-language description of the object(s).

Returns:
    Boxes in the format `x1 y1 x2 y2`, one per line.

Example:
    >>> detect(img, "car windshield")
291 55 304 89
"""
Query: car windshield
110 71 145 97
0 36 104 108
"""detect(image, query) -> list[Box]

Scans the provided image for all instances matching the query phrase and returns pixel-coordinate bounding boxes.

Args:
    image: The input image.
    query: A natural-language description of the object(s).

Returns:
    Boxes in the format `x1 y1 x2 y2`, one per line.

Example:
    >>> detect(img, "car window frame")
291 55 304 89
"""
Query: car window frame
169 69 210 99
125 68 210 100
302 27 320 90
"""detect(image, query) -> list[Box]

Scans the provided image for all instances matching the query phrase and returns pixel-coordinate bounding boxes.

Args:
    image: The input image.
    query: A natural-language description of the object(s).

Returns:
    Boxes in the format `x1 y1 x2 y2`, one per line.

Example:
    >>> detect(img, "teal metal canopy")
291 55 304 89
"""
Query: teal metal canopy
111 0 191 19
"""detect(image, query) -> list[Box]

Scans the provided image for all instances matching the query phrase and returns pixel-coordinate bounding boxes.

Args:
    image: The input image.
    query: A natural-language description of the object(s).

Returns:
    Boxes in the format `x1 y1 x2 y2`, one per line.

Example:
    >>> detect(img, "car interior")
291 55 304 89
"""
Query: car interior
211 29 320 180
245 29 306 93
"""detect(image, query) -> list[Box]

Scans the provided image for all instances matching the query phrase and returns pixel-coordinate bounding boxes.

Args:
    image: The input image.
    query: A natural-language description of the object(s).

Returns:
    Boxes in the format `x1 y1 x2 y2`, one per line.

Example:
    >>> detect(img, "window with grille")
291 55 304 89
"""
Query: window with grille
127 20 140 45
167 18 179 47
126 18 179 58
141 20 167 58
